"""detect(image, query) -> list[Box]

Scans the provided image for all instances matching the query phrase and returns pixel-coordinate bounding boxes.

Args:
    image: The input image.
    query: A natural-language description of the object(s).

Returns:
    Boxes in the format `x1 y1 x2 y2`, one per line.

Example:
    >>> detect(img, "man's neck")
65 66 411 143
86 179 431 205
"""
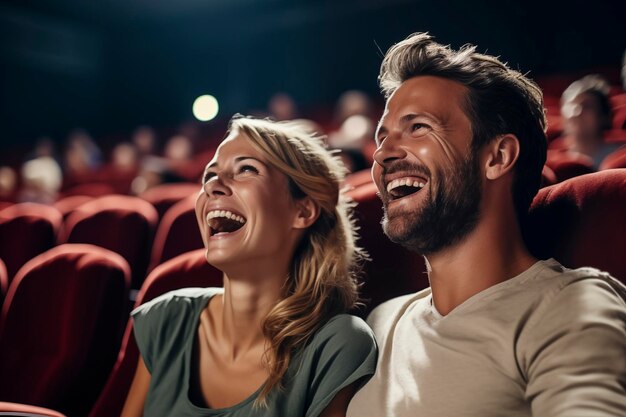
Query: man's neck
425 212 537 316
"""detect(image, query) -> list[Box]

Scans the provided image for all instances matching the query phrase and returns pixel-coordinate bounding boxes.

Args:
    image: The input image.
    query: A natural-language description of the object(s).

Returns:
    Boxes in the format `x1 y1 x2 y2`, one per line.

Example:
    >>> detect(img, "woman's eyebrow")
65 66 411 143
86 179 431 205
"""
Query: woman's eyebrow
206 156 263 170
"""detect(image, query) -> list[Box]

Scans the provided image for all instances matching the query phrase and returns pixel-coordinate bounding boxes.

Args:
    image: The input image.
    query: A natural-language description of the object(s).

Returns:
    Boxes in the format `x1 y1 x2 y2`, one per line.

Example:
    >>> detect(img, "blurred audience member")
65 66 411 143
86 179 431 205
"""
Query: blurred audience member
112 142 139 172
164 135 193 167
622 49 626 91
334 90 374 124
328 114 374 150
327 114 374 173
18 156 63 204
561 75 620 168
268 92 298 121
0 166 17 201
64 129 102 176
132 126 158 159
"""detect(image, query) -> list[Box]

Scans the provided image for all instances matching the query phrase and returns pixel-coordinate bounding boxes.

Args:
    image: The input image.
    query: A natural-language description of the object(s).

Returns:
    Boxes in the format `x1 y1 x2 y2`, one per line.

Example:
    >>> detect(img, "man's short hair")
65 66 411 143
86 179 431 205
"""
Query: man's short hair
379 32 547 224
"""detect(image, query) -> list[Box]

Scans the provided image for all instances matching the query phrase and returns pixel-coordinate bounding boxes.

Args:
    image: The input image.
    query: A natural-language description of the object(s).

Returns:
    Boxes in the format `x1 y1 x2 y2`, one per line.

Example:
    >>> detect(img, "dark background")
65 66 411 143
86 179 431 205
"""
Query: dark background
1 0 625 156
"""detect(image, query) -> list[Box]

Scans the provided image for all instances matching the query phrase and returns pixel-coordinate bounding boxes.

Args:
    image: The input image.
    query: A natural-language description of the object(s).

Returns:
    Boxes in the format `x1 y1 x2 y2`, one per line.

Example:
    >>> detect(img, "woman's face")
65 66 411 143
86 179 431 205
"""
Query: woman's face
195 130 304 270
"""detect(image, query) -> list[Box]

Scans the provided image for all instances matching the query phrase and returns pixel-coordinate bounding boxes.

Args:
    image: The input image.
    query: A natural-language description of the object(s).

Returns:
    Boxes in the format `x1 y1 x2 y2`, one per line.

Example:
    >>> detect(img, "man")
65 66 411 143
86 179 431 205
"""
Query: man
560 74 621 169
347 33 626 416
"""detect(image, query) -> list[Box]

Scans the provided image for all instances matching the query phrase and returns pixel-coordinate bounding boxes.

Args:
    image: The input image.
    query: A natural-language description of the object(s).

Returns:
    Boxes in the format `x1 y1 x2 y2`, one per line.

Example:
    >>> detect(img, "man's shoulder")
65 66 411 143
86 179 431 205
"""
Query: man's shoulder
526 259 625 299
366 288 431 334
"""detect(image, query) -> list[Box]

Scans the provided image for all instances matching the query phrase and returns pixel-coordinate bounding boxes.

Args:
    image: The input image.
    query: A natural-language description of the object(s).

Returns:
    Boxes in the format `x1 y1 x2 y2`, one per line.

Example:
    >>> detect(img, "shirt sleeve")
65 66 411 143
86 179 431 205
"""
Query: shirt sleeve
130 292 180 373
305 314 378 417
520 276 626 416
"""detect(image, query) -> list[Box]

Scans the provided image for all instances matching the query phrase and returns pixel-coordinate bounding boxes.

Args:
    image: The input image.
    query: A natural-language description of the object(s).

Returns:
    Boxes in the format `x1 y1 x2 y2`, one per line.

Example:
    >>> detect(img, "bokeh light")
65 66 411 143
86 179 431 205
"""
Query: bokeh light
192 95 219 121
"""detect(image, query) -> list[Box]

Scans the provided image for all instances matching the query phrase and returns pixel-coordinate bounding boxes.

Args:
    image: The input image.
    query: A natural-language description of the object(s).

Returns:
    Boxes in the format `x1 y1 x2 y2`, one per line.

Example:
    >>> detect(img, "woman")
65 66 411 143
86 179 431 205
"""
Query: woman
122 115 377 416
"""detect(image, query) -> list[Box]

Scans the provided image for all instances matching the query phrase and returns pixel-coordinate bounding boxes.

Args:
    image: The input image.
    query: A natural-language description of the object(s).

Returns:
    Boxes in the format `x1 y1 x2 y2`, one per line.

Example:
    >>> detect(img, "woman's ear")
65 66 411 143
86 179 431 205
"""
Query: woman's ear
292 197 320 229
484 134 520 180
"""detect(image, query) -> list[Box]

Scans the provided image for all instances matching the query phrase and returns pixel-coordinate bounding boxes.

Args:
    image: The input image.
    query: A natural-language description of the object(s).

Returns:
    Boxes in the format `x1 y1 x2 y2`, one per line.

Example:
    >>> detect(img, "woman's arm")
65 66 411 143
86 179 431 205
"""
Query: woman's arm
318 383 358 417
120 356 151 417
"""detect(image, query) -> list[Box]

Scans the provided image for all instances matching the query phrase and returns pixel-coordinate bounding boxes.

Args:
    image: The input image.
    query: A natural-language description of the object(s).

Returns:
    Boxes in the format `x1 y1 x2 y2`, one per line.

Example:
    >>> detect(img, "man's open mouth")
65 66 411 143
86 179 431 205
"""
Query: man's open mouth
386 177 427 200
206 210 247 236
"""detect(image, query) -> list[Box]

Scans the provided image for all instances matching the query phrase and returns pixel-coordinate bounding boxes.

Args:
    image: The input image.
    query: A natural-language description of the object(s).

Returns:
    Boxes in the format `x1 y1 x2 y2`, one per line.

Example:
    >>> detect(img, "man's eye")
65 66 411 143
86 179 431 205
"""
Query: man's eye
412 123 429 132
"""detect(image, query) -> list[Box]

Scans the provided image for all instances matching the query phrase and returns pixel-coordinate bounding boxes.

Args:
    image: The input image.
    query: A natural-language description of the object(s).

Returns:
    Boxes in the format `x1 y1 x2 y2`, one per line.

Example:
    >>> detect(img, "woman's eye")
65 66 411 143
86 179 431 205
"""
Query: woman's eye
238 165 259 174
203 172 216 183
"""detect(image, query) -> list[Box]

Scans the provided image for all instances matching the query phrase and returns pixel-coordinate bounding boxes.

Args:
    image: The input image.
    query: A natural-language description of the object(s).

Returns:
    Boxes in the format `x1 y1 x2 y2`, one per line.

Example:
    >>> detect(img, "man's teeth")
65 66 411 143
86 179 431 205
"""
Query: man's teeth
206 210 246 224
386 178 426 193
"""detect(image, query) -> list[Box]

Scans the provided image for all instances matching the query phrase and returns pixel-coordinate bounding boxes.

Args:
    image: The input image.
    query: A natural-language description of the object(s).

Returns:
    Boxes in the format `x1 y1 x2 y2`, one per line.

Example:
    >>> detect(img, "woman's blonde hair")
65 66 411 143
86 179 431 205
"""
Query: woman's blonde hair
228 114 365 407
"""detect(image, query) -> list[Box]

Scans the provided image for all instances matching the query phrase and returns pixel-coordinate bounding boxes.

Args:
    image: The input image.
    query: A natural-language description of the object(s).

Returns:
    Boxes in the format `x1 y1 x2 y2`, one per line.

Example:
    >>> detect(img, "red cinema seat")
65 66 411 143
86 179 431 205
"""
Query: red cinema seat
599 146 626 170
347 182 429 317
541 165 557 187
0 203 62 282
0 244 130 417
545 150 595 183
139 182 200 221
61 182 116 198
525 169 626 284
148 194 203 271
0 258 7 305
344 168 374 190
53 195 94 220
89 249 222 417
60 195 158 288
0 402 66 417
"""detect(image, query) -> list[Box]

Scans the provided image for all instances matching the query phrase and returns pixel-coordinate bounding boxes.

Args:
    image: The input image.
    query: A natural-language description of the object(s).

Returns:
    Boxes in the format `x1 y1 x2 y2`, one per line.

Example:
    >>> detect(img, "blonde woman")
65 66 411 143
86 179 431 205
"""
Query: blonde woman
122 115 377 416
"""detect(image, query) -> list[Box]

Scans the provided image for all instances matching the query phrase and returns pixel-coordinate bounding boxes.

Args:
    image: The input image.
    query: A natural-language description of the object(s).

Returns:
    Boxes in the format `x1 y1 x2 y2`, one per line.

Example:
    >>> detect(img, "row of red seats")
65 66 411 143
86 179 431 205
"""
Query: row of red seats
1 169 625 416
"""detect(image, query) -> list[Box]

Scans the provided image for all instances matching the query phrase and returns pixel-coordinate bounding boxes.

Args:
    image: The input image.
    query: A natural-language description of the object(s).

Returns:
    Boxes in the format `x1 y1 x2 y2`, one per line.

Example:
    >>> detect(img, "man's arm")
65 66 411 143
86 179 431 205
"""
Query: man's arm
522 278 626 416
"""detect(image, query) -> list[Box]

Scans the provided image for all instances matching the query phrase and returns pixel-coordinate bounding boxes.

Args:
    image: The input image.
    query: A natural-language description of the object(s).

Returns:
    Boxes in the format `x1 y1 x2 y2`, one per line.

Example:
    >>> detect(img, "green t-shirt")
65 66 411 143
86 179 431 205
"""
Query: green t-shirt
132 287 378 417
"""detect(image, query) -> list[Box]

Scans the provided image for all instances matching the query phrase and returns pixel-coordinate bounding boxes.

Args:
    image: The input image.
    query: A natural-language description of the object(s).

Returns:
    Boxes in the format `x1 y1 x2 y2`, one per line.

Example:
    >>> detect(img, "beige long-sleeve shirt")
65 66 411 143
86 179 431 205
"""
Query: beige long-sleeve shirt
348 259 626 417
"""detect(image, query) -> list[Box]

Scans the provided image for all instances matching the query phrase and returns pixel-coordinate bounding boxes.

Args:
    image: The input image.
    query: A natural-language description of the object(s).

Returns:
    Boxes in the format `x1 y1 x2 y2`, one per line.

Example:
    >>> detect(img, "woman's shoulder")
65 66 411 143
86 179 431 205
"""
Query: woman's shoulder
132 287 223 319
309 314 377 355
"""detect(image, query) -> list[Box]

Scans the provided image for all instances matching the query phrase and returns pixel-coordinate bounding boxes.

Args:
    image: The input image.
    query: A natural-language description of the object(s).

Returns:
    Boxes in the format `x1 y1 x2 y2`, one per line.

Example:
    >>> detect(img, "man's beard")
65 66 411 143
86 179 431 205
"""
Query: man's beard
381 153 482 255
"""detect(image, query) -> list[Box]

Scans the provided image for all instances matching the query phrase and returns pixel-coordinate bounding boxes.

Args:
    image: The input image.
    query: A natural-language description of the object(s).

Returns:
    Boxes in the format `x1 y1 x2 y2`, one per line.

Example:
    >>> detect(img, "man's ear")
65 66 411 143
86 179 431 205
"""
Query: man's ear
292 196 320 229
484 134 520 180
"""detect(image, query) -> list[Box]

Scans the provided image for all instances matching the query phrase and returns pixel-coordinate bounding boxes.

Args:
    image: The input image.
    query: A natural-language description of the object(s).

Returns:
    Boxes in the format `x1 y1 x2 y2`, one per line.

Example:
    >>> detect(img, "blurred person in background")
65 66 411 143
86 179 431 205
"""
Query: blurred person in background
0 167 17 202
268 92 298 121
334 90 374 125
132 126 159 160
17 156 63 204
561 74 622 168
111 142 139 173
63 129 102 177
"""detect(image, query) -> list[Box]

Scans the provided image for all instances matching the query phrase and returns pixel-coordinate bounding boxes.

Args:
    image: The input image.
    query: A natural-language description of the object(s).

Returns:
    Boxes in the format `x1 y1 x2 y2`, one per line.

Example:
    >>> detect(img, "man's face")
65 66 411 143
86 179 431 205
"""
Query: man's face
372 76 482 254
562 92 606 143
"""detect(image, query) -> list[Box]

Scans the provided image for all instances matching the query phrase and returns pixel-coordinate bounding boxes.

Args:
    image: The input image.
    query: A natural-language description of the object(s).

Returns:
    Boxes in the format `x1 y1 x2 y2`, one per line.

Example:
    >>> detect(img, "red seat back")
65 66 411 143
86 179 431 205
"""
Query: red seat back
0 203 62 282
53 195 94 220
0 402 67 417
89 249 222 417
0 258 7 305
60 195 158 288
545 150 595 183
148 195 203 271
0 244 130 416
526 169 626 284
348 183 429 316
599 146 626 170
139 182 200 221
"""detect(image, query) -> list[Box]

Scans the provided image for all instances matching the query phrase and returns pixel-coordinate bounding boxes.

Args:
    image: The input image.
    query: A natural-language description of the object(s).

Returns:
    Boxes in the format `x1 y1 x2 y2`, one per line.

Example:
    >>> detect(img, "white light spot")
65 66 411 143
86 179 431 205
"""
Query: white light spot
193 95 219 121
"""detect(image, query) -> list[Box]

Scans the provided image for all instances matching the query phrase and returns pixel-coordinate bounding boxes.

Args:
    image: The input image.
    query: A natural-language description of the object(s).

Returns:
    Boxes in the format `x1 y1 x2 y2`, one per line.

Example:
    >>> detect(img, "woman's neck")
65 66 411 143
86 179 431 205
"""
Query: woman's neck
209 273 286 362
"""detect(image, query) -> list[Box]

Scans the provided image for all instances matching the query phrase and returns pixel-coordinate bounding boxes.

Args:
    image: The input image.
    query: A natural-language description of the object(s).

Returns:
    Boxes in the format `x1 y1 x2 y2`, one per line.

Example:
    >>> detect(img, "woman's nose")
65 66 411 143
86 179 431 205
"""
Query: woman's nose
203 175 232 197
